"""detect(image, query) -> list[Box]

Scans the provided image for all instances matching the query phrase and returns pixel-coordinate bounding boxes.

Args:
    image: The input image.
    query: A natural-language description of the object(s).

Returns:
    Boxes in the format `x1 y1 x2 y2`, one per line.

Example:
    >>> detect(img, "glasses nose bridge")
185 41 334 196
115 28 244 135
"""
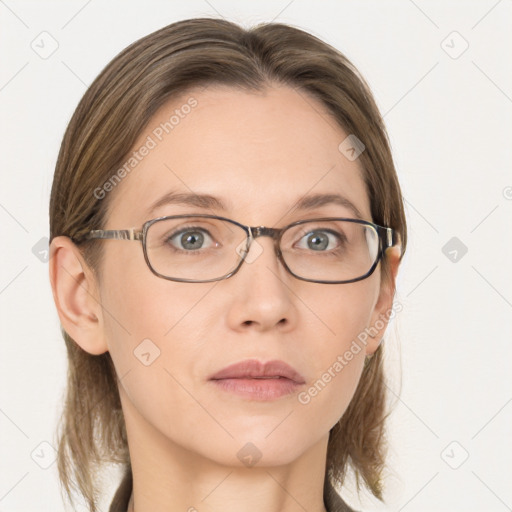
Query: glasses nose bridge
248 225 281 241
246 225 282 257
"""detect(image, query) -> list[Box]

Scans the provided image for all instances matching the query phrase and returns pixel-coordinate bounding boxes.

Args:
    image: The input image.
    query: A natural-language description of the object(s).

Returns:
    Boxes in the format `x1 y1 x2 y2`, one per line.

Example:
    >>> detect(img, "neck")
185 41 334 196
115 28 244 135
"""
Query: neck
119 388 329 512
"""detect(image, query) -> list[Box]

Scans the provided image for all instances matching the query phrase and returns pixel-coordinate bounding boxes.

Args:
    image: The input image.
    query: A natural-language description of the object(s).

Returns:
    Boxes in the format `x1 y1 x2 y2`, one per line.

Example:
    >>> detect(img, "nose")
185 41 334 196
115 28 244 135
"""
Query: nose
224 235 298 332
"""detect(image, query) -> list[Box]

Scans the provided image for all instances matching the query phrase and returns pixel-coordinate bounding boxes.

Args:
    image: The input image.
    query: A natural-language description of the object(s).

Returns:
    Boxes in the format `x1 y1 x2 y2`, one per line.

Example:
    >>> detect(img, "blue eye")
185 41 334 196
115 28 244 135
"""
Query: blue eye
167 228 214 251
295 230 344 252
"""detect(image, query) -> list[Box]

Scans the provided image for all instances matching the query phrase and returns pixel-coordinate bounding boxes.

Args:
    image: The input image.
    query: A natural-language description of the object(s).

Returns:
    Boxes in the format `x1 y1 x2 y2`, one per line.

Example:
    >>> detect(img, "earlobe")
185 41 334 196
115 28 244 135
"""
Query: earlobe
365 245 402 355
48 236 108 355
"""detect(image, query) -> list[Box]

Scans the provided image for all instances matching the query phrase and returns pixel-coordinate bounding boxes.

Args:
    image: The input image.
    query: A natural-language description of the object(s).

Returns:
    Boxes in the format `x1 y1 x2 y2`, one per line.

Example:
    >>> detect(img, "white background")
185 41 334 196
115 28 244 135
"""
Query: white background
1 1 511 511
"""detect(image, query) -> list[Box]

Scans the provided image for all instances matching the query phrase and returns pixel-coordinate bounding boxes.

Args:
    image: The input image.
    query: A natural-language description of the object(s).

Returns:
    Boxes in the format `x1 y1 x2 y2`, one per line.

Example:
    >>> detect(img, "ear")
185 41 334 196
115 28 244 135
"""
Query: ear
48 236 108 355
365 244 402 355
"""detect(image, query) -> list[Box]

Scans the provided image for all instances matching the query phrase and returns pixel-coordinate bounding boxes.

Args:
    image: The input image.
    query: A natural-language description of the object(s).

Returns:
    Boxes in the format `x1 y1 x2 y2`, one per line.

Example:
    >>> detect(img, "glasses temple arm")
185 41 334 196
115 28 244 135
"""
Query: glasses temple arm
84 229 143 241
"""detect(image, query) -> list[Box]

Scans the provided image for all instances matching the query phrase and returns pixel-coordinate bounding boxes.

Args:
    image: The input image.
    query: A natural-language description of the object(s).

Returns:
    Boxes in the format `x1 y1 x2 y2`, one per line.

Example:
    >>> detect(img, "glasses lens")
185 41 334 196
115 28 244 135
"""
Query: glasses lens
145 216 247 281
145 216 380 283
280 219 380 282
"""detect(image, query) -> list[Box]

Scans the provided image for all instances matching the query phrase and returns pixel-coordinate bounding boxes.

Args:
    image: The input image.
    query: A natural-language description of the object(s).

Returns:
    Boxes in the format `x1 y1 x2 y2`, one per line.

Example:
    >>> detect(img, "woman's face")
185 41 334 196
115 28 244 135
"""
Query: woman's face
93 85 396 467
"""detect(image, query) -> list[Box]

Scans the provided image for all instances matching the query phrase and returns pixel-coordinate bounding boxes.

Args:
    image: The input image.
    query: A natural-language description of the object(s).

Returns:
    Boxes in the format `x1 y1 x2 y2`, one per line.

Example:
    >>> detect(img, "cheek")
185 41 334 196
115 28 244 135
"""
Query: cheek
297 344 365 434
100 272 220 454
98 254 213 399
295 282 377 425
100 246 213 356
305 278 377 352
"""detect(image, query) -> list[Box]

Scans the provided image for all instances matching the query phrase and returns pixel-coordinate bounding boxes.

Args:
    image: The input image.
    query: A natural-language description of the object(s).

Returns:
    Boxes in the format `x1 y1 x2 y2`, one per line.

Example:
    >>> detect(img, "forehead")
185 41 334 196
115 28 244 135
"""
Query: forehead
105 84 370 227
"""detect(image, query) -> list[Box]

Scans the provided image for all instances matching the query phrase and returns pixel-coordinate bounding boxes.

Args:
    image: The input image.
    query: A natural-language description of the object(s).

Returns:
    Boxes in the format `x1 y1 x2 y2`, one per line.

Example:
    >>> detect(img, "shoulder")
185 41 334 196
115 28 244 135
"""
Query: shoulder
110 469 359 512
109 468 132 512
324 477 360 512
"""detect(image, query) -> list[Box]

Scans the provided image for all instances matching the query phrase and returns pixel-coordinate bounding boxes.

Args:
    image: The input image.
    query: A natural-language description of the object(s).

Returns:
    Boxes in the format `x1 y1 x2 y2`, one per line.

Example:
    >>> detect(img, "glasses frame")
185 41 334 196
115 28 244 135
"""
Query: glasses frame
77 214 397 284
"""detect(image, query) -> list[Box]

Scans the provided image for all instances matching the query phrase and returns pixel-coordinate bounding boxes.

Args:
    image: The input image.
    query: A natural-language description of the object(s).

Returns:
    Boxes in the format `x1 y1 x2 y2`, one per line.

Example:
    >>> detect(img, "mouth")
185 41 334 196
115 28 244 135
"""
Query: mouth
208 359 306 401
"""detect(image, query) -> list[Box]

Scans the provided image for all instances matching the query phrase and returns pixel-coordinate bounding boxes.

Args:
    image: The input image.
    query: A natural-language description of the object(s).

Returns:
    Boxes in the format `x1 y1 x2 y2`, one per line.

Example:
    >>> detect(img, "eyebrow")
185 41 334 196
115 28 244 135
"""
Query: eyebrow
146 191 364 220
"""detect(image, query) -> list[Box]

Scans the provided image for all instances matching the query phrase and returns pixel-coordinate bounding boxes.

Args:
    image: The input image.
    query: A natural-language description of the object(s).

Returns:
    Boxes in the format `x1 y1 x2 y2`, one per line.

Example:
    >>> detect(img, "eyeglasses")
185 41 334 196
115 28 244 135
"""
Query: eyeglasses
76 214 397 284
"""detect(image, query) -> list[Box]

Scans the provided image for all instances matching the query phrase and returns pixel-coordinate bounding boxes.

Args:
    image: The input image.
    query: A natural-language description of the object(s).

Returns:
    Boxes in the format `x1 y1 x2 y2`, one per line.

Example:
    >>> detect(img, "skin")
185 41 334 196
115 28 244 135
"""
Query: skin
49 84 401 512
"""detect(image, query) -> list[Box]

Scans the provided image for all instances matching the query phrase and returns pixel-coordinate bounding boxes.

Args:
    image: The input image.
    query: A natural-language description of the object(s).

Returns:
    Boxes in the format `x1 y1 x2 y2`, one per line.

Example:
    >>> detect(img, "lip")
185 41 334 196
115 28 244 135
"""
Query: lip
208 359 306 401
209 359 306 382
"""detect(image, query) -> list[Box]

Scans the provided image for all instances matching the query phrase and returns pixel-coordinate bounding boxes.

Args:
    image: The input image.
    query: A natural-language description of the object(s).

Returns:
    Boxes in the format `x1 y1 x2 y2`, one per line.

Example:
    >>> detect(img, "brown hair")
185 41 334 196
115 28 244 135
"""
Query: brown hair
49 17 407 511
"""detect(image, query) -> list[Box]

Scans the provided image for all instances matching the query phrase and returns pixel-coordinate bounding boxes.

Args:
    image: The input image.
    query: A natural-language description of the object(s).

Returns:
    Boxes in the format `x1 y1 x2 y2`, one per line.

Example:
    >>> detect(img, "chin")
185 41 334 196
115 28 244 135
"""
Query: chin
196 431 315 469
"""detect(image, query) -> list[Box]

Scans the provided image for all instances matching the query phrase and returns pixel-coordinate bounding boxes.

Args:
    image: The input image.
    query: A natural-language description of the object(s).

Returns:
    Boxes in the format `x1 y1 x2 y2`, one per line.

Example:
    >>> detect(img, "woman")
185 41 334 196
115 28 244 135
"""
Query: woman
48 17 406 512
